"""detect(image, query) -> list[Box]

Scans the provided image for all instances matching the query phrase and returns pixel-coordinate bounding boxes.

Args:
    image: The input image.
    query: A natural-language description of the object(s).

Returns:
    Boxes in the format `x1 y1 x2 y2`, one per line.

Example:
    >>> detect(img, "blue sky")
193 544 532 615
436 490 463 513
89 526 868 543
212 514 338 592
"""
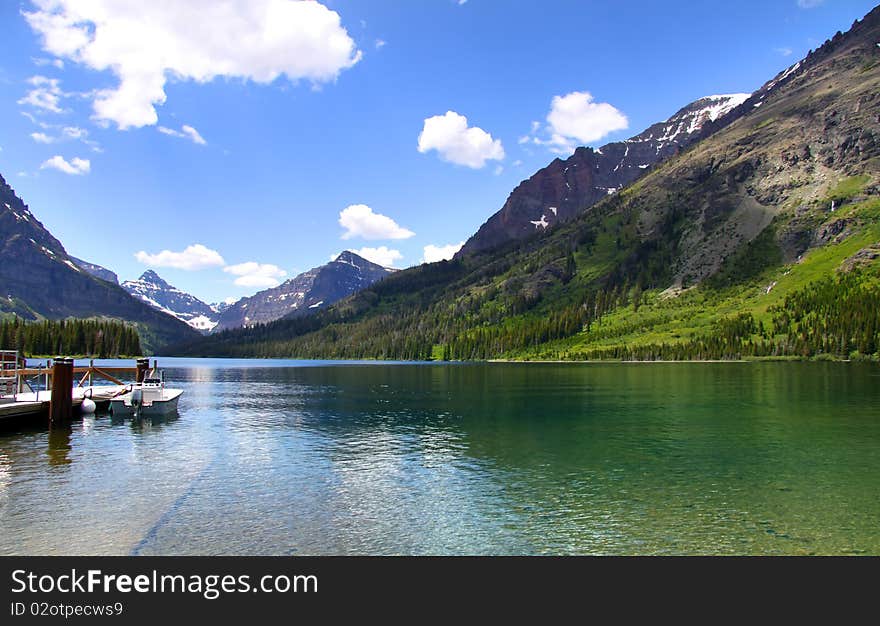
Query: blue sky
1 0 876 304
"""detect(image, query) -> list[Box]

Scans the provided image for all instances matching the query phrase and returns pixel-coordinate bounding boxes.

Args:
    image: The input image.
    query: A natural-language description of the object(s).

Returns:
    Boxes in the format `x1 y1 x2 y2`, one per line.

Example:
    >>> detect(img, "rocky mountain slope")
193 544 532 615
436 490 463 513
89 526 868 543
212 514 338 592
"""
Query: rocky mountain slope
171 6 880 361
123 270 219 332
0 174 200 352
458 93 749 256
71 257 118 284
215 251 394 331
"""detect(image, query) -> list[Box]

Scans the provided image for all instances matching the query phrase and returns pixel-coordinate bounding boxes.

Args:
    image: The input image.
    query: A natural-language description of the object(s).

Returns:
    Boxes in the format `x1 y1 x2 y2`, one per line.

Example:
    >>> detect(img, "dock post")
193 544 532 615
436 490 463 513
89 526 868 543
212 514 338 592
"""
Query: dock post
136 358 149 383
49 357 74 425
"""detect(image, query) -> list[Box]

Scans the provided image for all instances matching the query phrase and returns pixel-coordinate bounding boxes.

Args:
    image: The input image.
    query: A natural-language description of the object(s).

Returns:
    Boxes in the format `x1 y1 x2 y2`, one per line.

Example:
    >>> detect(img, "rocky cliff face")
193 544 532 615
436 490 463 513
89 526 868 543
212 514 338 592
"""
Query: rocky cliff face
458 93 749 256
122 270 219 332
0 174 199 351
215 251 393 330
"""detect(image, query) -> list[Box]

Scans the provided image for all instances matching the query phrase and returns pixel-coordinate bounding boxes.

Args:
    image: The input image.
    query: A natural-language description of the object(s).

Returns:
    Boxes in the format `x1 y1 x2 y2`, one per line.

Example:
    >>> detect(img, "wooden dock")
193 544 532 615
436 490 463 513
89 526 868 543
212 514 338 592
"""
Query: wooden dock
0 355 155 429
0 400 45 420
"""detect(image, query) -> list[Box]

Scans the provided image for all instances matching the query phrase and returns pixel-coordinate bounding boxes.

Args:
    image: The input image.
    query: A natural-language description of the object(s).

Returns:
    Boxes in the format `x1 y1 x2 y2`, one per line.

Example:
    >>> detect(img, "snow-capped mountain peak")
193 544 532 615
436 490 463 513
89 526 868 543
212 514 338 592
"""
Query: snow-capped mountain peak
122 270 219 333
214 251 394 331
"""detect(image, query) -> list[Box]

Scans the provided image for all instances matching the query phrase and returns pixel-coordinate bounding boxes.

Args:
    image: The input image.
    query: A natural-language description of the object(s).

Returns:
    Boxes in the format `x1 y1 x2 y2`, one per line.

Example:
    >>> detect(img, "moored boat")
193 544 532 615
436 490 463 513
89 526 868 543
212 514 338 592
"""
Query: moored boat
109 374 183 418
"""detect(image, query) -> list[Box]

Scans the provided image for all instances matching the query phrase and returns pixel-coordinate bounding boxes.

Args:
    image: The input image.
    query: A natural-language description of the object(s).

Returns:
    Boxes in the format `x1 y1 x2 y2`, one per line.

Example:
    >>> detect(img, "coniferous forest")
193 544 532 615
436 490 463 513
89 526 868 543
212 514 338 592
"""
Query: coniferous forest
0 318 142 358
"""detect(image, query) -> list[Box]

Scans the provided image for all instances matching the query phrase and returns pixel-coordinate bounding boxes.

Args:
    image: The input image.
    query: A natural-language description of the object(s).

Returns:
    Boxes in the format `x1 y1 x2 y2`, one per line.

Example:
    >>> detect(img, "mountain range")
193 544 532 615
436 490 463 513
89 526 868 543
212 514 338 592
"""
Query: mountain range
214 251 394 331
0 174 199 352
114 251 394 334
172 6 880 361
4 7 879 362
0 167 397 347
458 93 749 256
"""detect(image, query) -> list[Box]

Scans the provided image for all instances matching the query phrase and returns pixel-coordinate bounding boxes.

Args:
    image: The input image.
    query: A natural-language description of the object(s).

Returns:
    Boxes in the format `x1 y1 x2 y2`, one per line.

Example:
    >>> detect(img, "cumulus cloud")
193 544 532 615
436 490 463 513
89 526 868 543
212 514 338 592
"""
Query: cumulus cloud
775 47 794 56
346 247 402 267
40 155 90 175
31 132 53 144
796 0 823 8
423 242 464 263
546 91 628 152
134 243 225 270
523 91 628 155
223 262 287 288
339 204 415 240
158 124 207 145
18 75 65 113
24 0 362 130
418 111 505 168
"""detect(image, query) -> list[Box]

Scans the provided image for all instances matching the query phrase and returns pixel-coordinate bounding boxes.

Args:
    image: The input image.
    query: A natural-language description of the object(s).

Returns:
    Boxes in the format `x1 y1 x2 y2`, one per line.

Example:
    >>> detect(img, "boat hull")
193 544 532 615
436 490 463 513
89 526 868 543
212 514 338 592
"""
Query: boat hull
109 389 183 418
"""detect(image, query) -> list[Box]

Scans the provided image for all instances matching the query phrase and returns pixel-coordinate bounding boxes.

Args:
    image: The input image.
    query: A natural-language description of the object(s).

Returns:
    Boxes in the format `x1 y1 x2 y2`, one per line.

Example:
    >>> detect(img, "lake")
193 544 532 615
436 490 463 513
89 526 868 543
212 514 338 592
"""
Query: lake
1 358 879 555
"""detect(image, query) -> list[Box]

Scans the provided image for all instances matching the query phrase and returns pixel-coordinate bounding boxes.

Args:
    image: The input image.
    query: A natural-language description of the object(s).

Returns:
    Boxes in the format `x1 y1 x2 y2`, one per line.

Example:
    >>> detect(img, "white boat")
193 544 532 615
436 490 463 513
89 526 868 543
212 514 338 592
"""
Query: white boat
109 374 183 418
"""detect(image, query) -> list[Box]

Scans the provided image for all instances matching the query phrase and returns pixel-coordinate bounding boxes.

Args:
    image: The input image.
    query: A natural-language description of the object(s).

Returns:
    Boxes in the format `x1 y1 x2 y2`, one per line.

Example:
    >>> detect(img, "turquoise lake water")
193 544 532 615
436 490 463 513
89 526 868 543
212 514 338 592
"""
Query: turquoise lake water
1 358 879 555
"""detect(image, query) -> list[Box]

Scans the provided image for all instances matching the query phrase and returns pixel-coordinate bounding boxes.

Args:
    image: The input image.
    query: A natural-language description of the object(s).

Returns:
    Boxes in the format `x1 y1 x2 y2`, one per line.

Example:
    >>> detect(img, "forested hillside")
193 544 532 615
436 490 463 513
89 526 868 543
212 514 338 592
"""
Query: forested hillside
170 7 880 362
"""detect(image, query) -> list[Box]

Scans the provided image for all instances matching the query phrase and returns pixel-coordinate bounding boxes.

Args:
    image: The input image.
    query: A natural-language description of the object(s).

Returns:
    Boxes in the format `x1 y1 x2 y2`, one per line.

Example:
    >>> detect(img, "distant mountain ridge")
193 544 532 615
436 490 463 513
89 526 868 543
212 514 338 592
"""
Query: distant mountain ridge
215 251 394 331
0 174 199 352
122 270 219 332
71 257 118 284
458 93 749 256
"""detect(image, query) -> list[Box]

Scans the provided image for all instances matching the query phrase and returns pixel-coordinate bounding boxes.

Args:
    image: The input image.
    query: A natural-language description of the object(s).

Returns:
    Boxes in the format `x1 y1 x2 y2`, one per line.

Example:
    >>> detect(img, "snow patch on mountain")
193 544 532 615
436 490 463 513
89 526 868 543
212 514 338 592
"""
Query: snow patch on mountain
122 270 218 333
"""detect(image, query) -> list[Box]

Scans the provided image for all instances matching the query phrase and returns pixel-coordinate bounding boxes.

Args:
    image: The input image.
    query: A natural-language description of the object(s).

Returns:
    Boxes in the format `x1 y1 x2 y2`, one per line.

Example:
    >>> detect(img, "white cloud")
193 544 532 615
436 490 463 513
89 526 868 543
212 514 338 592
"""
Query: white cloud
545 91 628 152
493 165 504 176
24 0 362 130
40 155 90 175
775 47 793 56
135 243 225 270
346 246 402 267
417 111 505 169
33 57 64 69
375 39 386 49
61 126 87 139
797 0 823 8
223 296 238 305
523 91 628 155
18 75 65 113
223 261 287 288
339 204 415 240
423 242 464 263
21 111 51 128
158 124 207 145
27 124 100 152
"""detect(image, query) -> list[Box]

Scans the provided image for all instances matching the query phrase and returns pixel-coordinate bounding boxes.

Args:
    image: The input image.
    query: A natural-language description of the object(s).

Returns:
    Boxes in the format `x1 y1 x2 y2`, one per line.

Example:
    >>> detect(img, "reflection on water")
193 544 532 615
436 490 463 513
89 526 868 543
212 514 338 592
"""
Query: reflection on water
46 427 72 467
1 358 879 555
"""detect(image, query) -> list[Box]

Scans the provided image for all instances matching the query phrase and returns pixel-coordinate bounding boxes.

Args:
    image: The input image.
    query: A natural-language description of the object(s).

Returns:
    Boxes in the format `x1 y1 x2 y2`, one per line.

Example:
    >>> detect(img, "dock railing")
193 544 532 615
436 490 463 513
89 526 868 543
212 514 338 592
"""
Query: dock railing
0 350 22 401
